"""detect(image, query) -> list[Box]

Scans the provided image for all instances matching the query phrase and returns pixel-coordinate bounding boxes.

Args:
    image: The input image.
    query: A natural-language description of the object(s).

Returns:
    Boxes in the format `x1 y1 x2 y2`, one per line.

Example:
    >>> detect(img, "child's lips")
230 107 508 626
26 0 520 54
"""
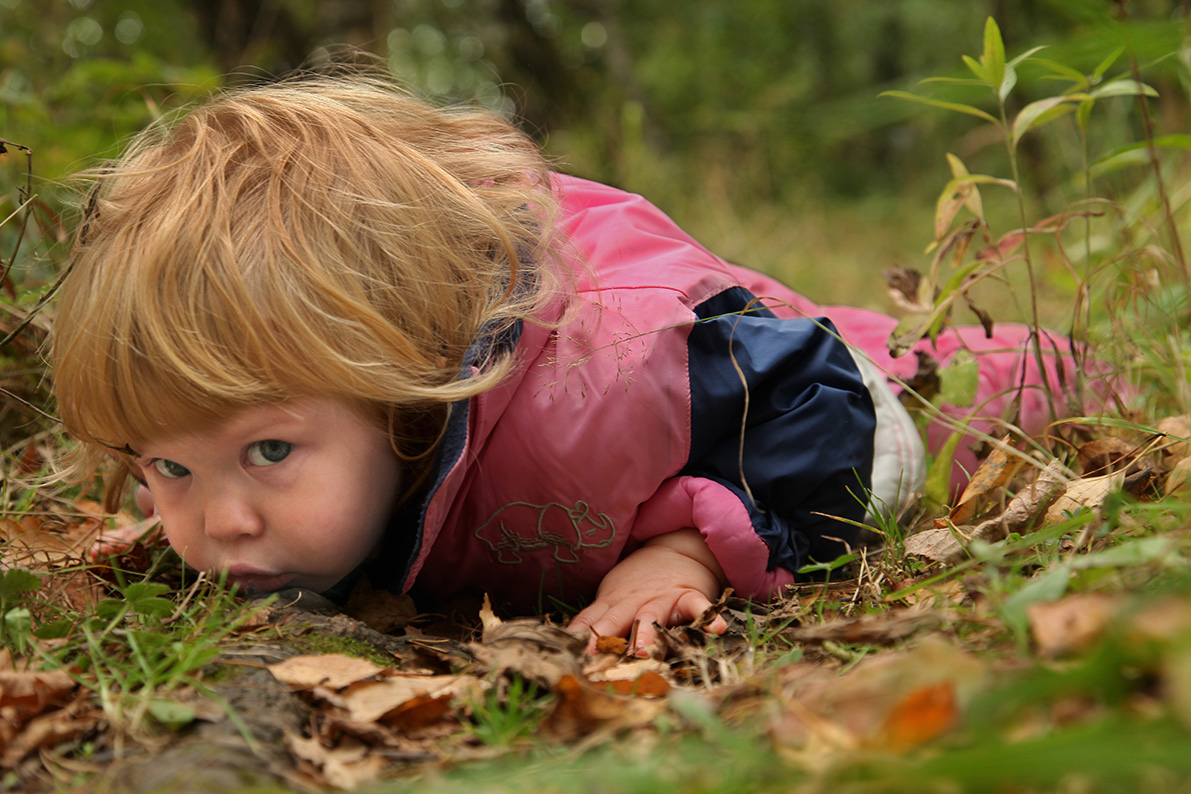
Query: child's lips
223 566 293 593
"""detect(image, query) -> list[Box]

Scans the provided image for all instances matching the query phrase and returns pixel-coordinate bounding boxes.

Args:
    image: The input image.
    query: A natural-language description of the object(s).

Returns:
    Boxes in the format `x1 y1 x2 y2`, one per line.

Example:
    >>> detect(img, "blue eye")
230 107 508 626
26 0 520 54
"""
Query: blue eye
153 459 190 479
247 440 292 466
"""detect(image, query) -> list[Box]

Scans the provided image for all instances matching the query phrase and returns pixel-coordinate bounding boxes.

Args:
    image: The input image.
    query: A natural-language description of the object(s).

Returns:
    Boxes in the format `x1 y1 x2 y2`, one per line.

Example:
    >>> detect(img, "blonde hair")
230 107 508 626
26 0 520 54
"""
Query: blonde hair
51 73 562 496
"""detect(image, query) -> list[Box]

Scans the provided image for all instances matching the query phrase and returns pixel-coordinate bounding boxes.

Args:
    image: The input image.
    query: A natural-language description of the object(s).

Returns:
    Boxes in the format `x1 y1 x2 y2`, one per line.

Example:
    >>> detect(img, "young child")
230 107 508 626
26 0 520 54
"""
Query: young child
52 74 1081 654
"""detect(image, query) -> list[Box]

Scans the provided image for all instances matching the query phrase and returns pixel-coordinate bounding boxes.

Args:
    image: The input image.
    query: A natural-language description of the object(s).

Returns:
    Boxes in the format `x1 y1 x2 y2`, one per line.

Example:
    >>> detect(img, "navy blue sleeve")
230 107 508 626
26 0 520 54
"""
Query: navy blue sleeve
682 287 876 574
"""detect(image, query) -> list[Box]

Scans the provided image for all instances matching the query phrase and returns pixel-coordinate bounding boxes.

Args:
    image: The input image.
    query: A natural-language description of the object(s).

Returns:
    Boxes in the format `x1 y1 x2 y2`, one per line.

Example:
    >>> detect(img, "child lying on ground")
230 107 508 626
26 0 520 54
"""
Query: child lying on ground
52 74 1084 655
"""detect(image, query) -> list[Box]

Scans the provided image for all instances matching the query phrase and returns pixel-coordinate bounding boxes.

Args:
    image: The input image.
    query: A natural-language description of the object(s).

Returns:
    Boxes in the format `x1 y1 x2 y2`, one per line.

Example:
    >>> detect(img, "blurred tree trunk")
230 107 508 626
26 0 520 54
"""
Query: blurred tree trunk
188 0 392 79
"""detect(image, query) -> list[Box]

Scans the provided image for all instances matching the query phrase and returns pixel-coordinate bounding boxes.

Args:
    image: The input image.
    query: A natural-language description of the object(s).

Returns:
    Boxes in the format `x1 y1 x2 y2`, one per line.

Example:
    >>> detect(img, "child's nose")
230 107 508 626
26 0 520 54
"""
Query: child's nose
202 490 265 541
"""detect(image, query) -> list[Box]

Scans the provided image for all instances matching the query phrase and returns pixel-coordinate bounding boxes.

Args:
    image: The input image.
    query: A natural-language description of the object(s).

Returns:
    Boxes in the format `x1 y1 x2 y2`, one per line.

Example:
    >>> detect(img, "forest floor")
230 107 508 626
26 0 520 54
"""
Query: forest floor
5 410 1191 794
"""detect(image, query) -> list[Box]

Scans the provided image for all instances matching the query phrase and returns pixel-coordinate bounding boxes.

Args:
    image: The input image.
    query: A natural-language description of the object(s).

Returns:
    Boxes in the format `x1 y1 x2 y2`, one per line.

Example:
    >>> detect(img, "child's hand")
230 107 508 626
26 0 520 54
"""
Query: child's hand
568 528 729 656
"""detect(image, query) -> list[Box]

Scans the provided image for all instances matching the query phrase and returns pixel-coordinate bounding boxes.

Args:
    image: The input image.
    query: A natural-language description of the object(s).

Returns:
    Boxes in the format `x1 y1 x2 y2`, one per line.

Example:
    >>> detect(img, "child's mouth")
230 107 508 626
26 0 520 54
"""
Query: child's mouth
223 567 294 593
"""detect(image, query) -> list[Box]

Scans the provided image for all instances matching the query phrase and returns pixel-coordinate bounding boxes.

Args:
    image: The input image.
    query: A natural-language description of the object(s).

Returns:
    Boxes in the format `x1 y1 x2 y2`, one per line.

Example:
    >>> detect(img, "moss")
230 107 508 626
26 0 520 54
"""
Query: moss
291 630 398 668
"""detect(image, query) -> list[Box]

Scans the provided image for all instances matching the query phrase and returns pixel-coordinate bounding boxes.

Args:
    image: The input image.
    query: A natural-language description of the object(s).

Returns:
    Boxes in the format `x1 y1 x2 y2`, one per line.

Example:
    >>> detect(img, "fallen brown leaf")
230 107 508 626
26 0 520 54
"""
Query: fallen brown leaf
337 675 483 724
875 681 958 750
907 459 1069 565
1156 415 1191 464
1027 593 1122 656
268 653 391 691
286 732 387 791
470 614 584 689
783 611 942 645
1076 437 1137 476
949 435 1019 525
1044 470 1125 526
541 674 668 742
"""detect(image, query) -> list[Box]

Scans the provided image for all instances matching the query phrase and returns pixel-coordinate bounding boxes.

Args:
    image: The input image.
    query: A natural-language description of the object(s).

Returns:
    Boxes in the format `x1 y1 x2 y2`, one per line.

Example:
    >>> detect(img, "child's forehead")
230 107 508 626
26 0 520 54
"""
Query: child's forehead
135 398 376 454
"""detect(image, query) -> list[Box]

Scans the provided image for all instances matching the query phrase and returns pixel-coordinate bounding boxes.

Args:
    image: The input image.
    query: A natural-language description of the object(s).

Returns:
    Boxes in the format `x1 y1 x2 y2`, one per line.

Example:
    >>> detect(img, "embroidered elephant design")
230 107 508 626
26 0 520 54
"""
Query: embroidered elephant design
474 500 616 564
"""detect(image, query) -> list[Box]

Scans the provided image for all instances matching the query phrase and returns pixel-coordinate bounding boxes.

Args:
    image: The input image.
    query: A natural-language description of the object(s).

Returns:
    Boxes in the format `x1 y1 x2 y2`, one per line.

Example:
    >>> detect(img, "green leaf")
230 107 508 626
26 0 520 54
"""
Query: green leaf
0 569 42 600
880 90 999 124
1031 57 1087 84
1070 537 1175 570
924 431 963 507
963 54 988 84
999 63 1018 102
1011 95 1084 147
148 699 197 730
1090 78 1158 100
982 18 1007 96
1007 45 1048 69
4 607 33 642
940 349 980 407
1091 47 1125 82
919 76 988 88
34 619 74 640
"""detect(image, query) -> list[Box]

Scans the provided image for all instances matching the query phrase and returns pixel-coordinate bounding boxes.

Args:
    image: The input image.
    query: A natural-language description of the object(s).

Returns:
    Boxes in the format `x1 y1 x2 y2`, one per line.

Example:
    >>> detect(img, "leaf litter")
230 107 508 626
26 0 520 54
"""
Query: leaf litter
4 416 1191 791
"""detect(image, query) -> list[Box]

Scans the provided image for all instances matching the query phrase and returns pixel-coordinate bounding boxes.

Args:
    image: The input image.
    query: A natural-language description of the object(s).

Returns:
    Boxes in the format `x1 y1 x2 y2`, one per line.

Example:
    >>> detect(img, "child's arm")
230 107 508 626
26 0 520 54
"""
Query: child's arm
568 528 729 656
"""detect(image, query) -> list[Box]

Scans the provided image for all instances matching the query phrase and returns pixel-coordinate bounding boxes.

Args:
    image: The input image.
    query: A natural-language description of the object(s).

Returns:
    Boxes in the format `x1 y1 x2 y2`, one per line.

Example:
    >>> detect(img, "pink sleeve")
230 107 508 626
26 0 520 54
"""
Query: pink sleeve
631 477 794 602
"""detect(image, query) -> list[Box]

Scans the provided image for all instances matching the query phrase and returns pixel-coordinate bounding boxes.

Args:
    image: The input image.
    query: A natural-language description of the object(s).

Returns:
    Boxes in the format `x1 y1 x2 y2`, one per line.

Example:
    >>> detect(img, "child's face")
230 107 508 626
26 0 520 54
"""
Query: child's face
136 398 402 593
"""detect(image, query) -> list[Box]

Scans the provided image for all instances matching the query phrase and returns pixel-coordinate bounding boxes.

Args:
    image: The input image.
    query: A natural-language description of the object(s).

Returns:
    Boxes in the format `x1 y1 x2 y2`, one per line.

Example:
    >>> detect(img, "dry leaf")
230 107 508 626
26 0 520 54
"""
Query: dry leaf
783 611 942 645
286 732 386 790
1027 594 1122 656
1165 458 1191 498
908 460 1068 565
1156 416 1191 464
593 634 629 655
478 593 502 637
0 691 99 769
876 681 958 750
541 674 668 742
770 638 981 753
268 654 390 690
1076 437 1136 476
599 671 671 698
471 618 585 689
338 675 482 724
949 435 1018 525
1044 470 1125 526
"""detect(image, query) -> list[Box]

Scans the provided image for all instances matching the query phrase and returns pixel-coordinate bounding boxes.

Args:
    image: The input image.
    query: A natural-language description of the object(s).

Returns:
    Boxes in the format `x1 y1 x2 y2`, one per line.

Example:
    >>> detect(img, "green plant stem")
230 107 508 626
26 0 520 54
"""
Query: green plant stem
1129 57 1189 290
998 96 1057 424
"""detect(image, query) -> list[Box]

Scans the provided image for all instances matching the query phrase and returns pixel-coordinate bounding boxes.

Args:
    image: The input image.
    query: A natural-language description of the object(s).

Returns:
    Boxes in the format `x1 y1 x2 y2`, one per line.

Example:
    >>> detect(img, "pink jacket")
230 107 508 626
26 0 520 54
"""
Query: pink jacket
376 175 1077 609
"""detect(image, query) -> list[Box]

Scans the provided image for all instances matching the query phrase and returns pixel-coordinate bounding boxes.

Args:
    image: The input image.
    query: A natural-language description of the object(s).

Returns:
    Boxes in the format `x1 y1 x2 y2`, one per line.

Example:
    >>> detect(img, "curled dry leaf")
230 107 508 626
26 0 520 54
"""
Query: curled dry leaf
948 435 1019 526
470 606 585 689
906 460 1069 565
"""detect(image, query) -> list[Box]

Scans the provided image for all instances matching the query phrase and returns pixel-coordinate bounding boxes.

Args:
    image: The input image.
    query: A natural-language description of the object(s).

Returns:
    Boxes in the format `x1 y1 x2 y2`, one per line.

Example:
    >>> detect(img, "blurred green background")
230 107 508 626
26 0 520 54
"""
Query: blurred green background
0 0 1187 309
